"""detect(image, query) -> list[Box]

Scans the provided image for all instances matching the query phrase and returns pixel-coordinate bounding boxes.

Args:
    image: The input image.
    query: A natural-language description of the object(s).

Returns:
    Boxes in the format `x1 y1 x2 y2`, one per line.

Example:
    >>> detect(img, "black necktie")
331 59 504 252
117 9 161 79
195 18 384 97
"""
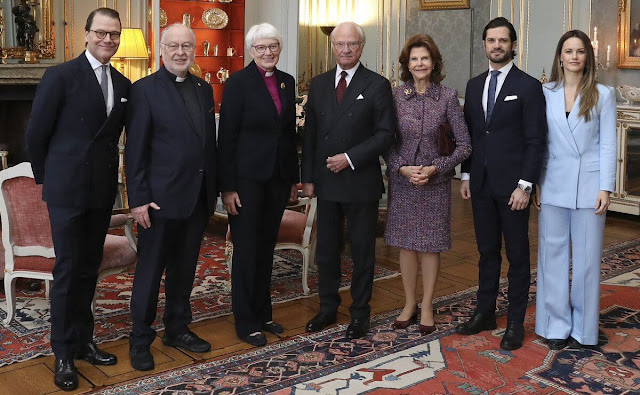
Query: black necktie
336 71 347 104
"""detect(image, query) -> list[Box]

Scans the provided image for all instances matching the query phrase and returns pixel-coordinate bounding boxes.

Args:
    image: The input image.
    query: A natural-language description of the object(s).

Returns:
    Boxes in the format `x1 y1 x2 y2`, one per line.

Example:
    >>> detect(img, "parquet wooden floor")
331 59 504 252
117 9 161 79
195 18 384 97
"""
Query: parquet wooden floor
2 180 639 393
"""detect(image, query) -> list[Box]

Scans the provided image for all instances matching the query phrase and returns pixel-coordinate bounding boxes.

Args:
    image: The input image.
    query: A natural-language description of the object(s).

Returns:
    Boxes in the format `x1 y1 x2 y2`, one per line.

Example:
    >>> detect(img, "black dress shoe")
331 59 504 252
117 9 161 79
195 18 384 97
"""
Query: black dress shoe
129 345 154 371
500 322 525 351
567 336 596 350
455 312 497 335
162 330 211 353
262 321 284 334
546 338 568 350
241 332 267 347
54 358 78 391
306 313 337 332
346 317 370 339
74 341 117 365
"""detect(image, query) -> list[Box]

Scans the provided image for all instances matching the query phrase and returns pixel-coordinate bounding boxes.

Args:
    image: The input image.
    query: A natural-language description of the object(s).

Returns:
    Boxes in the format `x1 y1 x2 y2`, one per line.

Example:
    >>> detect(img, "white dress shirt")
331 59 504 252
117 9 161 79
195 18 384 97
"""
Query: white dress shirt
85 50 114 116
462 61 531 189
334 62 360 170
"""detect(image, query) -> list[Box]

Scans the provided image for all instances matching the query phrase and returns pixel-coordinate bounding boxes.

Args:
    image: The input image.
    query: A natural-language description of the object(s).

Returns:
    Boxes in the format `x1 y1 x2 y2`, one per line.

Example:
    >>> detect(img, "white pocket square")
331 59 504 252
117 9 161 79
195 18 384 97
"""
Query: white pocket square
504 95 518 101
120 98 128 103
357 94 364 100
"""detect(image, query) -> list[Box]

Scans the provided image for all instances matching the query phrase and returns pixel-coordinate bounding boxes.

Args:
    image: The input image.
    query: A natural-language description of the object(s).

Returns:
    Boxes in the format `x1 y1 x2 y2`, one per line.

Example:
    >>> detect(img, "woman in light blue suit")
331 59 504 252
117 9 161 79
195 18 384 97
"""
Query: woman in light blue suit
533 30 617 350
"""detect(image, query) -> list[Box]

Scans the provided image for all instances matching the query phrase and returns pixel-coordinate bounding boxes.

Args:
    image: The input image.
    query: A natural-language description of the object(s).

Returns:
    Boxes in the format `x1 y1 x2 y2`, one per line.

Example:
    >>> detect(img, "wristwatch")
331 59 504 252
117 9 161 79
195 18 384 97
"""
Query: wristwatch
517 183 532 194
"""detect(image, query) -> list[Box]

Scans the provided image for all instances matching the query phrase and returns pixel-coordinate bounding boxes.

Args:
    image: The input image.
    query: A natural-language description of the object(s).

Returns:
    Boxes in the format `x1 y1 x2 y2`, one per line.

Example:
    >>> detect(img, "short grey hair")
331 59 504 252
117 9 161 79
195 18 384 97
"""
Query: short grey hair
245 23 283 51
160 23 196 45
330 21 366 44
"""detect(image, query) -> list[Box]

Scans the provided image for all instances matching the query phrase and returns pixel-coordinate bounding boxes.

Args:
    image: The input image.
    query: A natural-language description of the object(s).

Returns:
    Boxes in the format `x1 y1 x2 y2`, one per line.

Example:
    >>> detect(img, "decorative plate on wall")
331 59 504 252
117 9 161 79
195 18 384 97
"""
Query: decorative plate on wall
147 7 168 27
217 0 233 3
202 8 229 29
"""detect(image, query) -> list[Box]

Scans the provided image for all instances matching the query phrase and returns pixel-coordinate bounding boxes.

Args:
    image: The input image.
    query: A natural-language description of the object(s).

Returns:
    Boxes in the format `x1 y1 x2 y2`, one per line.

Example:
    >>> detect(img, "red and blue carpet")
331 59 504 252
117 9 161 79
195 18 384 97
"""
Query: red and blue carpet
94 239 640 394
0 232 399 366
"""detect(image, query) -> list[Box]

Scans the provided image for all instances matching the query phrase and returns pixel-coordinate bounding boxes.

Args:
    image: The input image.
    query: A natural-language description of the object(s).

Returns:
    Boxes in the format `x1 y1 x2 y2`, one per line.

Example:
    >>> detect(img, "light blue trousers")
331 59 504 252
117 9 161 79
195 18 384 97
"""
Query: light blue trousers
535 204 606 345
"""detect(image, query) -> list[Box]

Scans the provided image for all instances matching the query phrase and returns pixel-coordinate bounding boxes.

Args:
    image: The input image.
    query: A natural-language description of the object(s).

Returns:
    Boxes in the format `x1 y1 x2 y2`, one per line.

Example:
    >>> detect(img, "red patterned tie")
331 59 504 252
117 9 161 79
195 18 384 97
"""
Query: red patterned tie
336 71 347 104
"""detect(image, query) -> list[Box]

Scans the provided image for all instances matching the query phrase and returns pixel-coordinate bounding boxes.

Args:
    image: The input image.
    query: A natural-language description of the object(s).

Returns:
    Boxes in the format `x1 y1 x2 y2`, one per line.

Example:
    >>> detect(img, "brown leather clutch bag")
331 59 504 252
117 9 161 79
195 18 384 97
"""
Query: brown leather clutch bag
438 123 456 156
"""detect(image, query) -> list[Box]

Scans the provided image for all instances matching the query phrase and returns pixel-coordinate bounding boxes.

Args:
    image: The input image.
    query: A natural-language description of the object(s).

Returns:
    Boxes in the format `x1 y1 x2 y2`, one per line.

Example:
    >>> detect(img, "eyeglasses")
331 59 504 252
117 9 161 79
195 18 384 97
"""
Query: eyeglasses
91 30 121 39
333 41 361 50
252 43 281 53
161 42 195 52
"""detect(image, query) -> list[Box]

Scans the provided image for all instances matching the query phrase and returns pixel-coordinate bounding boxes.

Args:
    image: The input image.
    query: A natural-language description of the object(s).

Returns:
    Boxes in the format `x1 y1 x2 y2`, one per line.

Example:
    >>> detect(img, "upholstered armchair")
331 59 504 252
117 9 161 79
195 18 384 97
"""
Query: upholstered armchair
226 196 318 294
0 162 137 324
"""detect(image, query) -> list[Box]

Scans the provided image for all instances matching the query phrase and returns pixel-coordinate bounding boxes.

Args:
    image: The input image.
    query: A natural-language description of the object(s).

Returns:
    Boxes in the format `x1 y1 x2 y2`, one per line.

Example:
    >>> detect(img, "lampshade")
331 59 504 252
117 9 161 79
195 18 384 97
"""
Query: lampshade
113 28 148 59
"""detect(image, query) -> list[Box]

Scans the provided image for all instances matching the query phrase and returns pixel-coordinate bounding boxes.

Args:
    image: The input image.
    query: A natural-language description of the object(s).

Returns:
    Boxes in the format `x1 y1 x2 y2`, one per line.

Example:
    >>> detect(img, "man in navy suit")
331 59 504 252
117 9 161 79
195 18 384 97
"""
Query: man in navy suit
456 17 547 351
302 21 396 340
125 23 217 371
25 8 130 391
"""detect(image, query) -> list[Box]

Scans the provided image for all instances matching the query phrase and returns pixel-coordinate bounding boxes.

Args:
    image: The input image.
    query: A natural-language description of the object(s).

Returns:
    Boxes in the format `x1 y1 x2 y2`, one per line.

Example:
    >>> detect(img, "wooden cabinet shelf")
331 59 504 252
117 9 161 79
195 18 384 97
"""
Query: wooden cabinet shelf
149 0 245 108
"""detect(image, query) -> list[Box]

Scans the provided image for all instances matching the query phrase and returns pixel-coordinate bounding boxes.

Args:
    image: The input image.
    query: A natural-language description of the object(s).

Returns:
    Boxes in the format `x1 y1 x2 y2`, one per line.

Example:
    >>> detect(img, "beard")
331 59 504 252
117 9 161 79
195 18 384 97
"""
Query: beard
488 50 512 64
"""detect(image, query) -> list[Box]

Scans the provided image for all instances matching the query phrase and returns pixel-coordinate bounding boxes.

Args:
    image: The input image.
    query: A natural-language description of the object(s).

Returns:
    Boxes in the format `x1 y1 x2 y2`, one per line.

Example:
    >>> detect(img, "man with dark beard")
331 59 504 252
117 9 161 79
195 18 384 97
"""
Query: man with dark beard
455 17 547 351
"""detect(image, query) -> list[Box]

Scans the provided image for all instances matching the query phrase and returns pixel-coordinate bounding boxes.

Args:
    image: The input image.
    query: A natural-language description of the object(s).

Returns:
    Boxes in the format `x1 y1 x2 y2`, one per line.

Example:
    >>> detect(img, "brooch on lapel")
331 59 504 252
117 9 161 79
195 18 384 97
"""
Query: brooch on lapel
280 82 286 89
404 87 413 96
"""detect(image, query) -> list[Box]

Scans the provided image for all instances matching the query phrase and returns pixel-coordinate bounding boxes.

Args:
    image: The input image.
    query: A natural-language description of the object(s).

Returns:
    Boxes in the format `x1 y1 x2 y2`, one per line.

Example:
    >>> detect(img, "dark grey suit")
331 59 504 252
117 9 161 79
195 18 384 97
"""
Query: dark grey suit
302 64 395 318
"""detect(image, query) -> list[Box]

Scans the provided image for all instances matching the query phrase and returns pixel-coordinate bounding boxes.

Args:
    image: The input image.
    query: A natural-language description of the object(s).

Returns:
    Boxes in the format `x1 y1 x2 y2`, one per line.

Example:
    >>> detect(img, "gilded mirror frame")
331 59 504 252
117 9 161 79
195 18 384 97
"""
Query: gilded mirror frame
0 0 55 59
618 0 640 69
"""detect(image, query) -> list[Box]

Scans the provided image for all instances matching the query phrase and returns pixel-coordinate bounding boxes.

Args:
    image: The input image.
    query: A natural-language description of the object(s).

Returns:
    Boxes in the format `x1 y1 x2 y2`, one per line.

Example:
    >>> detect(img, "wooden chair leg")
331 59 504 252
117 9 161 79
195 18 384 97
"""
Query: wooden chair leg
3 276 16 325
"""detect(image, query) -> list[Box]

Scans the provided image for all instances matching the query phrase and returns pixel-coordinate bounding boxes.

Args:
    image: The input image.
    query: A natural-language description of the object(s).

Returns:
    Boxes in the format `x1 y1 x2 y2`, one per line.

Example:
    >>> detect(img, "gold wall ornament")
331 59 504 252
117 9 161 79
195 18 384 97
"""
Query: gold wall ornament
0 0 54 59
202 8 229 30
618 0 640 69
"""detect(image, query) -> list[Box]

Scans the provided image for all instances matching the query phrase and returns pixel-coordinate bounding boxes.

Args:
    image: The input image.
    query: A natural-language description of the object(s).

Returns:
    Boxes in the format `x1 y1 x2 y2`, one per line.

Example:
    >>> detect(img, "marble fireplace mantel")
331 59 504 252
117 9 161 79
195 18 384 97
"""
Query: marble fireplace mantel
0 63 54 85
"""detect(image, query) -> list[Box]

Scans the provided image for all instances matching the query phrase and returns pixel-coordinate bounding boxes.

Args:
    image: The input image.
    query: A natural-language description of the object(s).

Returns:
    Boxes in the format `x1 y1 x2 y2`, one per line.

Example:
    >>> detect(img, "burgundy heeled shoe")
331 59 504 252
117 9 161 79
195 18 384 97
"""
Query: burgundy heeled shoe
392 306 419 330
419 324 436 335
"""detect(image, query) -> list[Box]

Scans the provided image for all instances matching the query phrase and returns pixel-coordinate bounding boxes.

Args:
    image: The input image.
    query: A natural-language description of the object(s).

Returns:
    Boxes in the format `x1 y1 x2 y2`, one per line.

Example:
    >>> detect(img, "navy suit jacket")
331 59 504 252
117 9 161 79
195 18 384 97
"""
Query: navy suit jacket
217 61 299 191
25 52 131 209
461 65 547 196
125 66 217 219
301 64 396 202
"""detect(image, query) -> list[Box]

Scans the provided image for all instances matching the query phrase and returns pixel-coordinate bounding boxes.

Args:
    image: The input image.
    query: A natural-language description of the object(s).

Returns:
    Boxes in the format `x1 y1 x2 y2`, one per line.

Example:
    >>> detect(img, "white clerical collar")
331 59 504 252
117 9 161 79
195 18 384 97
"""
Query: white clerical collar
85 50 109 70
175 76 186 83
265 71 274 77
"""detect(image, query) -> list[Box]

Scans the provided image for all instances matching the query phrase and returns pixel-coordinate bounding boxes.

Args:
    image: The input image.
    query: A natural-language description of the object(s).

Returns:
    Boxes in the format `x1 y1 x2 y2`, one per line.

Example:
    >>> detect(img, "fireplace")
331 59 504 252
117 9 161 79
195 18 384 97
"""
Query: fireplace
0 64 53 166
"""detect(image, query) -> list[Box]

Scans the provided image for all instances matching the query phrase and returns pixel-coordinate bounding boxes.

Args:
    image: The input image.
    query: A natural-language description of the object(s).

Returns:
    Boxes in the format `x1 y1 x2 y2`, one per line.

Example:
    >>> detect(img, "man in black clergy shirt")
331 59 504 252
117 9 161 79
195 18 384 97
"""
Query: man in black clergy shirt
125 23 217 371
25 8 130 391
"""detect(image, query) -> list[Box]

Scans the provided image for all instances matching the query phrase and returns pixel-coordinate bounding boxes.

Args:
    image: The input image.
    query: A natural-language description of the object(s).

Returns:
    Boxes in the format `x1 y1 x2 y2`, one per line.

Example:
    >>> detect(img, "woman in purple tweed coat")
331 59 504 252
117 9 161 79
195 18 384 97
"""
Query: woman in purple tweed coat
384 34 471 335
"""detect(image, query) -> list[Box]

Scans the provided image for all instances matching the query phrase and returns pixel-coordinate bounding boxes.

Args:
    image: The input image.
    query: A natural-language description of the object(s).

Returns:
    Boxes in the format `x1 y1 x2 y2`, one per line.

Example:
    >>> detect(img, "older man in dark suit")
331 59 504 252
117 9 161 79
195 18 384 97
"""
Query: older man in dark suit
456 17 547 351
25 8 130 391
125 23 217 371
302 21 396 340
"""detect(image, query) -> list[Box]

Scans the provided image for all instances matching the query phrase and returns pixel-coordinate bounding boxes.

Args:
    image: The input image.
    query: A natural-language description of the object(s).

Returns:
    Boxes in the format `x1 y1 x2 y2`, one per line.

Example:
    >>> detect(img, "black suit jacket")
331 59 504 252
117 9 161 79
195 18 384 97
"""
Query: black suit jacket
301 65 396 202
25 52 131 209
125 66 217 219
217 61 298 191
461 65 547 195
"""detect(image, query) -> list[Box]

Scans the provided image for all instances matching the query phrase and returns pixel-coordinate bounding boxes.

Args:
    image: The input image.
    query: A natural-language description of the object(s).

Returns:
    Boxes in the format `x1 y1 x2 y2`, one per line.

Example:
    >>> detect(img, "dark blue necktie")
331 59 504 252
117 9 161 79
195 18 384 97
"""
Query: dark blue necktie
486 70 500 121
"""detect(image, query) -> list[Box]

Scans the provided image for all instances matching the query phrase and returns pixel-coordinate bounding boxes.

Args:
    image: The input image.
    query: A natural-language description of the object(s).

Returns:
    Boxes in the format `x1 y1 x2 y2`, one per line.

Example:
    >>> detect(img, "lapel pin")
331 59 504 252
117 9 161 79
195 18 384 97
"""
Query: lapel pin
404 88 413 96
197 82 202 87
280 82 285 89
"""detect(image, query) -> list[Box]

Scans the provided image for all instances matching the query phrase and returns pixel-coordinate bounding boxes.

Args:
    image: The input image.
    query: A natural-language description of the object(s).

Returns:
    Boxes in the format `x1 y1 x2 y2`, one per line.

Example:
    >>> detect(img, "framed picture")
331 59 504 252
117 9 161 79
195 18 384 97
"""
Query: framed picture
420 0 470 10
618 0 640 69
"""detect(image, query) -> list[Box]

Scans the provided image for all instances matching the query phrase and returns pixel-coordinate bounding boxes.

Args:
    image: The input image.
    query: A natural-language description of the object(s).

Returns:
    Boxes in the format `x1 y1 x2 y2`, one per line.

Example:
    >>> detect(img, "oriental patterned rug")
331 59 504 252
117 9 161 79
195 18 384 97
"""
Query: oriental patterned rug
0 232 399 367
94 238 640 395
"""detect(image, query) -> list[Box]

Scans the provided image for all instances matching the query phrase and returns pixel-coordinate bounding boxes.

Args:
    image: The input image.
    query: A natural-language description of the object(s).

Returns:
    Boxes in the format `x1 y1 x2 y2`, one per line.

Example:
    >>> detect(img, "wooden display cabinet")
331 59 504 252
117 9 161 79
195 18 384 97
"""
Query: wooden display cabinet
610 104 640 215
148 0 245 110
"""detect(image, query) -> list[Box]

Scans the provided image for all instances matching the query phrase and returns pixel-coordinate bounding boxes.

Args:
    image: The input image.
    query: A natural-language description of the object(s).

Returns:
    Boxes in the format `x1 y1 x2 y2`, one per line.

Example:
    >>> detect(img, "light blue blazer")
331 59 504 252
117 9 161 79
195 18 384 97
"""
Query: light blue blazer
539 82 617 209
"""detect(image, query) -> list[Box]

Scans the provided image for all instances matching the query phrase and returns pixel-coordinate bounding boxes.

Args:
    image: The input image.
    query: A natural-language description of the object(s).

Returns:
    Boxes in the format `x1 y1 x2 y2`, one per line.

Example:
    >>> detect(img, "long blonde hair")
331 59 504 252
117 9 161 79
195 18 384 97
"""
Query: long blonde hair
549 30 599 122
